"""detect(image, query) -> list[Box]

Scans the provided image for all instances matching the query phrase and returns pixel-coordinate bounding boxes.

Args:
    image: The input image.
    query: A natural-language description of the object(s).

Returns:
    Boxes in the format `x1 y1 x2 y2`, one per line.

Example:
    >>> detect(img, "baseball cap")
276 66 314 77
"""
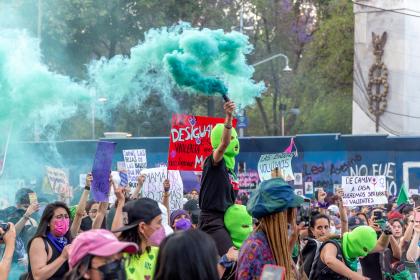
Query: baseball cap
69 229 138 268
247 178 304 219
113 198 162 232
183 199 200 224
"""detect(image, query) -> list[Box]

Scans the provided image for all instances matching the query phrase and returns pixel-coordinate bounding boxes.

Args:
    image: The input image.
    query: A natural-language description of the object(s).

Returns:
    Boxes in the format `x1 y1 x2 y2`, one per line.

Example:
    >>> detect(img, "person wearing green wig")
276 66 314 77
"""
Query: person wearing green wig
311 225 387 280
198 100 239 257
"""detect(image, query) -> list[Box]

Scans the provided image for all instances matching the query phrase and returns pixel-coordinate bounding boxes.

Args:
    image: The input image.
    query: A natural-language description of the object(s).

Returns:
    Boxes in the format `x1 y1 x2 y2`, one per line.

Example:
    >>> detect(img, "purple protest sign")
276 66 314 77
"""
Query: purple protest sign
91 141 116 202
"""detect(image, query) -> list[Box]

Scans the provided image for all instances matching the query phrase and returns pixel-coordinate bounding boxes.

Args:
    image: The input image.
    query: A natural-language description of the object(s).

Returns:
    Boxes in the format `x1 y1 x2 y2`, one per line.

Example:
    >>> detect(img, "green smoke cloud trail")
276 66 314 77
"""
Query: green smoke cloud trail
0 23 264 137
89 22 266 112
0 21 265 204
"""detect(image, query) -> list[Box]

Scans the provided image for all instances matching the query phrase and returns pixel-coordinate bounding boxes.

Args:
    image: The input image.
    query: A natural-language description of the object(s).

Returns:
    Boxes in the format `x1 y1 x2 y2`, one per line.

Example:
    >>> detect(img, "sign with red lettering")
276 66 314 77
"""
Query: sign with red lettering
168 114 237 171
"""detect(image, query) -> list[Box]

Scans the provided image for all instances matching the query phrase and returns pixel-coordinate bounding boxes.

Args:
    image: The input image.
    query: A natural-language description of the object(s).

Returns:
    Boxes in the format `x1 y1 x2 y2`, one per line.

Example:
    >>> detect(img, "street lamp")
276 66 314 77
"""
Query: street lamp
279 104 300 136
252 53 292 71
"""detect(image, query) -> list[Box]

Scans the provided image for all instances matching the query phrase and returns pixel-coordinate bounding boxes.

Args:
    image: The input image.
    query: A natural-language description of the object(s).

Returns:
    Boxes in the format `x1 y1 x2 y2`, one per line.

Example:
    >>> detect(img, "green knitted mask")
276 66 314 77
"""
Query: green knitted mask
69 205 78 221
342 226 377 259
224 204 253 249
210 123 240 170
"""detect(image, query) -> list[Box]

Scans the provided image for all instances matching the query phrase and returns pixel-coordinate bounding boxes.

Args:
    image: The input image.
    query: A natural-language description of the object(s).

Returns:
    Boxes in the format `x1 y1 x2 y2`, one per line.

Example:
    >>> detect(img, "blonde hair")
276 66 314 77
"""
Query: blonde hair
258 208 296 280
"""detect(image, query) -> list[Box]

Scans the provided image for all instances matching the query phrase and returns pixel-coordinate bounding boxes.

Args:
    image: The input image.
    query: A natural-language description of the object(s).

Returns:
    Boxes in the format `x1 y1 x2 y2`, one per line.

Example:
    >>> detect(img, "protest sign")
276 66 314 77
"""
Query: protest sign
46 166 70 194
117 161 126 171
91 141 116 202
257 152 295 181
342 176 388 206
79 174 87 188
294 173 303 185
238 170 259 190
119 171 128 187
123 149 147 186
304 181 314 195
141 167 183 212
167 114 237 171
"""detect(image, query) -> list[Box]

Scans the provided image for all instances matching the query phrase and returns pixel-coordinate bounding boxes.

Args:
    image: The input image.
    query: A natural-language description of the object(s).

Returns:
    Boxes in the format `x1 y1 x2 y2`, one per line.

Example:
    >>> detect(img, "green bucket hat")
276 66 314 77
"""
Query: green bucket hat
224 204 253 249
247 178 304 219
342 225 377 259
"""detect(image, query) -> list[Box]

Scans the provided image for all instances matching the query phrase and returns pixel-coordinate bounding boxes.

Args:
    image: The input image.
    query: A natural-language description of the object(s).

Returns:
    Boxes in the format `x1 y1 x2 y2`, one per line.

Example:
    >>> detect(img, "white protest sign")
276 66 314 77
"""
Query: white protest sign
79 174 87 188
257 152 295 181
141 167 184 212
123 149 147 186
46 166 70 194
342 176 388 207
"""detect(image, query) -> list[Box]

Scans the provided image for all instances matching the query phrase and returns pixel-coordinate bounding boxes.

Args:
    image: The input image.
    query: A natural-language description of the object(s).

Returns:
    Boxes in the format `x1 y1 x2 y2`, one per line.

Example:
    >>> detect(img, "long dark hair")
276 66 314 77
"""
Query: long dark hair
120 224 149 258
154 230 219 280
309 213 330 238
28 201 73 252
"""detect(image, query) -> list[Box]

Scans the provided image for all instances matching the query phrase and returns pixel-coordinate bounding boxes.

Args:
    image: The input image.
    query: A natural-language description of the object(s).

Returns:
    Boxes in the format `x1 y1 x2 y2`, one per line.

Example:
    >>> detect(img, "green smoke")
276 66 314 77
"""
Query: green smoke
89 23 265 110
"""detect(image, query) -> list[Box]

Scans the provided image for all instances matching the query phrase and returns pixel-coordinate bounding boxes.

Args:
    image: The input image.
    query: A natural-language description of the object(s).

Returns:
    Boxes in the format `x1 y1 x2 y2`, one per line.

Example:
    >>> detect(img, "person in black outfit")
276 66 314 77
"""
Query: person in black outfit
199 100 240 256
27 202 72 280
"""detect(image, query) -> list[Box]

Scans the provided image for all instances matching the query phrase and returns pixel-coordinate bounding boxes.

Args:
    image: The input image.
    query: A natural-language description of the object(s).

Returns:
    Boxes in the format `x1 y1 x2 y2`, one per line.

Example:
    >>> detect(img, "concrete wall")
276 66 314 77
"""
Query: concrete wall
2 135 419 201
353 0 420 135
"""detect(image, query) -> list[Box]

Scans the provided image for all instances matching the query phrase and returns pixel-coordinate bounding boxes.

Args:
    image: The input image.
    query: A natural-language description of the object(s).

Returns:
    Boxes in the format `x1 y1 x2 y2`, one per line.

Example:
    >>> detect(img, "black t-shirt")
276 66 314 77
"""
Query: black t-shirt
360 253 382 279
360 245 393 280
199 155 235 212
80 216 106 231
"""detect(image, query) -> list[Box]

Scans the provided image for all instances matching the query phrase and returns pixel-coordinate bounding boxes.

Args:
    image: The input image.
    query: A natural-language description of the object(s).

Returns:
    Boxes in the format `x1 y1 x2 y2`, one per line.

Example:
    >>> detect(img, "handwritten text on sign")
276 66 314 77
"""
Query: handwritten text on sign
46 166 69 194
257 153 295 181
141 167 183 212
168 114 237 171
342 176 388 206
123 149 147 186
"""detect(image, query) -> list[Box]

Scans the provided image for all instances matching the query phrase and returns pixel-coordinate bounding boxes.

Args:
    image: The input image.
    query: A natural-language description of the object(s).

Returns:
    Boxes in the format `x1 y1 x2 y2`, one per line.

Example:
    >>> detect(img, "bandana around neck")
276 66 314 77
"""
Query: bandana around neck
47 232 68 253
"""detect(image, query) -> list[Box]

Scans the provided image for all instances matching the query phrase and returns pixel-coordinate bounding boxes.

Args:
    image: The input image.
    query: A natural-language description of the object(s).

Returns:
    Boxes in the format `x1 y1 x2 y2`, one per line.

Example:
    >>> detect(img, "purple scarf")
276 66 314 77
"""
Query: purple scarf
47 232 68 253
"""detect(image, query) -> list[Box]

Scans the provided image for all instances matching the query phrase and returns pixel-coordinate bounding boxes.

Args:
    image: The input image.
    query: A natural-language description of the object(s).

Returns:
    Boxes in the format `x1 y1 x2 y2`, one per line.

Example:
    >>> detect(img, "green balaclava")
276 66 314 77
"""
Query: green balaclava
342 226 377 259
210 123 240 171
224 204 253 249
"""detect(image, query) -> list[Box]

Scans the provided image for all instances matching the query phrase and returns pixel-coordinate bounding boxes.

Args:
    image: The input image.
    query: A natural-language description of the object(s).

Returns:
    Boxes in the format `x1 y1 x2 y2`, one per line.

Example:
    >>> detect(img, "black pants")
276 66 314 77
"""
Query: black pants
199 211 233 256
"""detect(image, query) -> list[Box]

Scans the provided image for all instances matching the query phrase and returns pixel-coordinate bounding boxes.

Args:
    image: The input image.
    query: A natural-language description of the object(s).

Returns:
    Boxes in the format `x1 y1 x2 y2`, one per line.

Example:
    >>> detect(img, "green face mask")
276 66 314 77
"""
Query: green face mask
224 204 253 249
342 226 377 259
210 123 240 170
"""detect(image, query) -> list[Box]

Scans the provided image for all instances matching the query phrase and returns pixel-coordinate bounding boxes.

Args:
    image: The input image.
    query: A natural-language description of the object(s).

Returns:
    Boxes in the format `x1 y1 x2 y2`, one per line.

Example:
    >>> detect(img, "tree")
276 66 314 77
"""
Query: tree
288 0 353 134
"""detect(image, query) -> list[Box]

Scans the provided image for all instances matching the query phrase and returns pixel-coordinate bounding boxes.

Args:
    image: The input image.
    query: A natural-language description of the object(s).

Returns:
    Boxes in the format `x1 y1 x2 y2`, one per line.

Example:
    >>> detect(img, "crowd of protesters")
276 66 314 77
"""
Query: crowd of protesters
0 101 419 280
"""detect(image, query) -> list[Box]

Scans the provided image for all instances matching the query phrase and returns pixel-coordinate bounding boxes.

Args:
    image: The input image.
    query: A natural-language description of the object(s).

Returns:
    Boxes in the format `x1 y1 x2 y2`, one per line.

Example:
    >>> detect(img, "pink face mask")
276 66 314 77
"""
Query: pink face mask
52 218 70 237
148 226 166 246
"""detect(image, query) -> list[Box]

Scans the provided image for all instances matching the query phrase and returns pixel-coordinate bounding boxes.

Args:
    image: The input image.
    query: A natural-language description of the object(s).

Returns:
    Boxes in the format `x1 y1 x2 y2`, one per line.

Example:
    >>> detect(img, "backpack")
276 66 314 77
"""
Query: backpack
301 238 322 278
309 239 347 280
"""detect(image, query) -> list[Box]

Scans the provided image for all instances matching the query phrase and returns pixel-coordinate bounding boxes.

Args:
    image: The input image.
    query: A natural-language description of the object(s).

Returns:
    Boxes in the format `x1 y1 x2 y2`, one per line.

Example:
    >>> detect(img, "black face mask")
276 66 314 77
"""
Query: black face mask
97 259 126 280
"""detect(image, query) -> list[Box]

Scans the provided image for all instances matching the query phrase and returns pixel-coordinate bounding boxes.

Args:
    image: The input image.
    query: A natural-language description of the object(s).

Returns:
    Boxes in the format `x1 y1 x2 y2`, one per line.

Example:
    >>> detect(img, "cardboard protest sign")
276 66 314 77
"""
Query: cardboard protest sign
304 181 314 195
342 176 388 206
91 141 116 202
117 161 126 171
46 166 70 194
141 167 184 212
167 114 237 171
257 153 295 181
123 149 147 186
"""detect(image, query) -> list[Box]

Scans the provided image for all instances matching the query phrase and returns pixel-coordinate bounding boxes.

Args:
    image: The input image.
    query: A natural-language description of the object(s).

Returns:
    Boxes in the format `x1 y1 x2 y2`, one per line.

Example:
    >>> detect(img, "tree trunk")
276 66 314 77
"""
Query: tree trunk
255 97 271 135
262 16 281 135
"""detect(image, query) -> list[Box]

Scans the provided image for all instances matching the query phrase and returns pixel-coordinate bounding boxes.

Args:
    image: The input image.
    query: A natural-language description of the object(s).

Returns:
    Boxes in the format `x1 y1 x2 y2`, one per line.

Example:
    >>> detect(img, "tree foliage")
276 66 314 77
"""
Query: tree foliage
7 0 354 138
